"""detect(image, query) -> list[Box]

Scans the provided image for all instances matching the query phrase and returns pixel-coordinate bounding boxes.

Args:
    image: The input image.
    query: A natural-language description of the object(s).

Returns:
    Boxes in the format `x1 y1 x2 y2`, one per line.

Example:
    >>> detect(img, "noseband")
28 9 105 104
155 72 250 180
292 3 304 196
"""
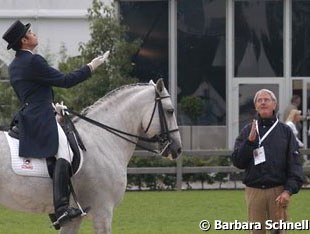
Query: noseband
66 89 179 155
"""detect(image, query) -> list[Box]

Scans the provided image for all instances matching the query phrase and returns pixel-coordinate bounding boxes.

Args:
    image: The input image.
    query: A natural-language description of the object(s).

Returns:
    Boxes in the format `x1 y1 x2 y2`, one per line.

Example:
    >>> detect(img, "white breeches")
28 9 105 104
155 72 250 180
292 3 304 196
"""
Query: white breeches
56 122 73 163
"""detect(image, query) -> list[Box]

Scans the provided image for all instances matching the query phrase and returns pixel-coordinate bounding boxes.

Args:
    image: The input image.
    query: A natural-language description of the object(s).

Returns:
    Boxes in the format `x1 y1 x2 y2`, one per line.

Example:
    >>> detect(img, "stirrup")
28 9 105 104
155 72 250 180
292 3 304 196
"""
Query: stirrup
50 207 90 230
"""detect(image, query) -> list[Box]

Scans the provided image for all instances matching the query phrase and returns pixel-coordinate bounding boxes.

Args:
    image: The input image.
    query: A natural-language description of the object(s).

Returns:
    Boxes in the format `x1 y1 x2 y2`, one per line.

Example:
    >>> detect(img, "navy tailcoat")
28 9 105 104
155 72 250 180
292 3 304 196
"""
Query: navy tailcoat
9 50 91 158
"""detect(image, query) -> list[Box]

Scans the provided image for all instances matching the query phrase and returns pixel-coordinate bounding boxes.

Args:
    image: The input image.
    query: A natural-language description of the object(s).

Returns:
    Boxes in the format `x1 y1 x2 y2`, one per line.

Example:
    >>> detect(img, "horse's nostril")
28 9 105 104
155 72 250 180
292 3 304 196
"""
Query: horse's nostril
177 148 182 155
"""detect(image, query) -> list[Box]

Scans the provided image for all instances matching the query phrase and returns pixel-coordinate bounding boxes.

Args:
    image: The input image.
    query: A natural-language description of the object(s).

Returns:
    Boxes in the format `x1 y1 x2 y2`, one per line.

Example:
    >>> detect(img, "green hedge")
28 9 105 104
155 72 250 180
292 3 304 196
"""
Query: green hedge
127 155 234 191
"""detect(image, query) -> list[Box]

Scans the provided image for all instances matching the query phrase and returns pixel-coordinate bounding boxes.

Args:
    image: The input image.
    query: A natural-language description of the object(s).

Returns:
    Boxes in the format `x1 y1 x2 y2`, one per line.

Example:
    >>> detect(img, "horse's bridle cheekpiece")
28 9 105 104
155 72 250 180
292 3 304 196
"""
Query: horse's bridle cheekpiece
66 87 179 155
143 92 179 155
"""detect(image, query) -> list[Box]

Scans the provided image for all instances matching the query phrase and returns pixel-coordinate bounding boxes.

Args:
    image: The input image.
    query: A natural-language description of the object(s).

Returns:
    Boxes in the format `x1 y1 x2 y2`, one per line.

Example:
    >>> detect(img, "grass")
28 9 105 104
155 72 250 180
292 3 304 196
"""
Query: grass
0 189 309 233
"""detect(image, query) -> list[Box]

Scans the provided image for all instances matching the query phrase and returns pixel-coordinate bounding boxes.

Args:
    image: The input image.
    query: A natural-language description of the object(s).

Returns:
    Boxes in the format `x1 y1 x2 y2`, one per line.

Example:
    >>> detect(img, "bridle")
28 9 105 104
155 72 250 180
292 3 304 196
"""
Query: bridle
143 91 179 154
66 89 179 155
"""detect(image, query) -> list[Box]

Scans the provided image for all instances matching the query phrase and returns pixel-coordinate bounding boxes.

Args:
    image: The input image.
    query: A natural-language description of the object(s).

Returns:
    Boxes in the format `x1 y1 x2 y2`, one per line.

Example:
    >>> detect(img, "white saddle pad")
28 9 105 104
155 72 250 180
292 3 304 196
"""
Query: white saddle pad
4 132 84 178
5 132 52 178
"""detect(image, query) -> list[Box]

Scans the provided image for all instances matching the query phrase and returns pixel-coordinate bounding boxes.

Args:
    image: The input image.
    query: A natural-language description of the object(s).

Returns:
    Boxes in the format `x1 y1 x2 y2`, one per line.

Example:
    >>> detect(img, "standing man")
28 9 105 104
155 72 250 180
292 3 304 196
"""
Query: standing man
231 89 303 234
2 20 109 227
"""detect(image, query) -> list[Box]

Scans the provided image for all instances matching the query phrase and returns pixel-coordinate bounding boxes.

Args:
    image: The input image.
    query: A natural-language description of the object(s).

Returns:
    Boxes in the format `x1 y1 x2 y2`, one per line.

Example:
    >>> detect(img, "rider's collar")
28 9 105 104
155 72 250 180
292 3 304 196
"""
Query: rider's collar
20 49 33 54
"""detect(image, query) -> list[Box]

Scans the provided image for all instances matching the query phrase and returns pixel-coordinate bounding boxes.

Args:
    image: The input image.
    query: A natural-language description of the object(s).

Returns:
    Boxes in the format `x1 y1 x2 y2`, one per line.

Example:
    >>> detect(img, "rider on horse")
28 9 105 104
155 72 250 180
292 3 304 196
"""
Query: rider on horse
2 20 109 227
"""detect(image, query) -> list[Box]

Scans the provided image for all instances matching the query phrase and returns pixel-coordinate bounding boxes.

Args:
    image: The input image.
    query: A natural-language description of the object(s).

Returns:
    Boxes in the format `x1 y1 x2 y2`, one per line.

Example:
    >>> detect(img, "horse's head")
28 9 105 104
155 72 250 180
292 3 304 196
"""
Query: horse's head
142 79 182 159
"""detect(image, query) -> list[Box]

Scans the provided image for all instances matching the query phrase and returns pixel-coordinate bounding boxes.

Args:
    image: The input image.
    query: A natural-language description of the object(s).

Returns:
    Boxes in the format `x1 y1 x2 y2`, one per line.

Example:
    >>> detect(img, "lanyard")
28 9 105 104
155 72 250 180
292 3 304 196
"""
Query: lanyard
255 118 279 146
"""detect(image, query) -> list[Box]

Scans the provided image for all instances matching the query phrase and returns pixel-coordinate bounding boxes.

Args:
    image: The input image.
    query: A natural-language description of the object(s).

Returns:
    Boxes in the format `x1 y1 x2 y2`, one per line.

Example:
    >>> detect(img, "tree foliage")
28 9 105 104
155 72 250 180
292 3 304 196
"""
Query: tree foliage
0 0 141 127
55 0 141 112
0 82 18 128
180 96 204 124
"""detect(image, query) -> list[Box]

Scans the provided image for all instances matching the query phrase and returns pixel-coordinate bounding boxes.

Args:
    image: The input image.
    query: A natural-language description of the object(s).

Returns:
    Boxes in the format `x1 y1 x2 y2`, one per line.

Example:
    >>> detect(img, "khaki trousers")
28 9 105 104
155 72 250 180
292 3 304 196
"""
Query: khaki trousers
245 186 288 234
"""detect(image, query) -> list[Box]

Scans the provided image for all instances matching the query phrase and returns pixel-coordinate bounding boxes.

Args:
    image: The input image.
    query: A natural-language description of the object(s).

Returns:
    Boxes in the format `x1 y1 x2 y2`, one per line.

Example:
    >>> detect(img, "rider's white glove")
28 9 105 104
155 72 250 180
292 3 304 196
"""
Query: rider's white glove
87 50 110 72
53 102 68 116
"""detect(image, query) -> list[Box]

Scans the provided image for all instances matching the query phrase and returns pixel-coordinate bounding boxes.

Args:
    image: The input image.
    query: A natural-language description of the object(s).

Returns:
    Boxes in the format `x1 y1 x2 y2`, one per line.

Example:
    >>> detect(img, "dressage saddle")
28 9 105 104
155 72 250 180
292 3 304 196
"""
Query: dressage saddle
8 117 85 178
8 126 19 139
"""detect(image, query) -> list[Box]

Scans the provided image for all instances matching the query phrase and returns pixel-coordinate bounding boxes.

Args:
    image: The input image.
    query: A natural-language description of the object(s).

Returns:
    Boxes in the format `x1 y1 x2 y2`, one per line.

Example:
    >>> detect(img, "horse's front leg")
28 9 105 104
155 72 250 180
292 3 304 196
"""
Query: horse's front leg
92 209 113 234
59 217 83 234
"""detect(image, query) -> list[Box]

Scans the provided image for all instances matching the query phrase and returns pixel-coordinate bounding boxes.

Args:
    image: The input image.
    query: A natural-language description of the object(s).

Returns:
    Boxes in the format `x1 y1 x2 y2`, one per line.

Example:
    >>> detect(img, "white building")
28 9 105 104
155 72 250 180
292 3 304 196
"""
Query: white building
0 0 97 66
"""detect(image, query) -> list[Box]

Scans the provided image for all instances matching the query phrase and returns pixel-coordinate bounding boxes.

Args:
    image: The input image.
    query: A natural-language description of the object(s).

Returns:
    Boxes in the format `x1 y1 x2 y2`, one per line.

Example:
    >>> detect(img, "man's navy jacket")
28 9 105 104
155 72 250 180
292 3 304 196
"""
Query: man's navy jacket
231 116 304 195
9 50 91 158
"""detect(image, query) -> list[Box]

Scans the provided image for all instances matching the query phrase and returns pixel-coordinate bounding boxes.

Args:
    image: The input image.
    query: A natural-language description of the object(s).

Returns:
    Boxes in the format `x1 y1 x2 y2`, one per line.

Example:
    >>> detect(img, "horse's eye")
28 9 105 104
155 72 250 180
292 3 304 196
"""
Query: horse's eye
167 109 174 115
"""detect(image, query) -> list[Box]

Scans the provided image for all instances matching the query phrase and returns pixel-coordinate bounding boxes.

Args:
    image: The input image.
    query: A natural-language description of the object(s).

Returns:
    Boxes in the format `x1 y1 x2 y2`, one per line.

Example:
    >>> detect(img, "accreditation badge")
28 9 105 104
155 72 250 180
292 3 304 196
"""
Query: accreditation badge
253 146 266 165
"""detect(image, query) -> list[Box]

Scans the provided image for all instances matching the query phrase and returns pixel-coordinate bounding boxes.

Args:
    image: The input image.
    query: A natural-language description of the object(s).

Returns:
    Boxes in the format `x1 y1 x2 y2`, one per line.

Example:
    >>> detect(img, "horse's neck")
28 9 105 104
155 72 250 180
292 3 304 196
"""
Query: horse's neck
87 86 152 131
77 85 154 164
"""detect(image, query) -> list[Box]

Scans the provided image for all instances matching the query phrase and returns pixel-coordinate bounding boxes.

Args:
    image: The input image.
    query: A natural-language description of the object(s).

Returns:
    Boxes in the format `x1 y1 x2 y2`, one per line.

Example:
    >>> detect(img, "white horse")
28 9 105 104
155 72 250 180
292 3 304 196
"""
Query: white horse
0 79 182 234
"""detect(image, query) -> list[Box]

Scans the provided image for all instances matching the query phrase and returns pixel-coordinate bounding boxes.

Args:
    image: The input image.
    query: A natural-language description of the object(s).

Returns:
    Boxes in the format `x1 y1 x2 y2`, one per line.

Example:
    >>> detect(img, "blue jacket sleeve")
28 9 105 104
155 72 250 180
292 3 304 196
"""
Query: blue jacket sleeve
31 54 91 88
231 124 258 169
284 130 304 194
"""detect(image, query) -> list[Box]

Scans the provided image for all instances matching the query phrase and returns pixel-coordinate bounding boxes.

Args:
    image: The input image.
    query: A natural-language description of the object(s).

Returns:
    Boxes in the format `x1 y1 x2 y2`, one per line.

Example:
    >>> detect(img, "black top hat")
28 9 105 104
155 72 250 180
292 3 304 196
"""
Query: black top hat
2 20 31 50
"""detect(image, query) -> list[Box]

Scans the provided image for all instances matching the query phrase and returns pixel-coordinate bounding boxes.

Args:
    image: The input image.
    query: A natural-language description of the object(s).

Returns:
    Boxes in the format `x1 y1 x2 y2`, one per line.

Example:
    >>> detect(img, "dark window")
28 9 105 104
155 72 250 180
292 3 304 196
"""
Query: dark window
119 1 168 85
177 0 226 126
234 0 283 77
292 1 310 76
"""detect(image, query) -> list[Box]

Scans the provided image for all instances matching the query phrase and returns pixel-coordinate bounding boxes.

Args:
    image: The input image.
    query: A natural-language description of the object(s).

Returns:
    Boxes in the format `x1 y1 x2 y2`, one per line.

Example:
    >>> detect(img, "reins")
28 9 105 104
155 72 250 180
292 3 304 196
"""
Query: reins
66 90 179 155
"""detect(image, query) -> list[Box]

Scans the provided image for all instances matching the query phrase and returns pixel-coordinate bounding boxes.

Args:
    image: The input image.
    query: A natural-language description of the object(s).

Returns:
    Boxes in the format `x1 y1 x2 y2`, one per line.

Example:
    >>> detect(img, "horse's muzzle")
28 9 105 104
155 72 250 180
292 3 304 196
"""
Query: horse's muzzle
161 143 182 159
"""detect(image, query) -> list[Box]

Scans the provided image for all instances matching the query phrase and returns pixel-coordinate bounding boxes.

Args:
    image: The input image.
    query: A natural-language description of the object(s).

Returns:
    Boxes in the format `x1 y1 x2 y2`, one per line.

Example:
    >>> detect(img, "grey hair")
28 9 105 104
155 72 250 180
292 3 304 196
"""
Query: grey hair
253 89 277 104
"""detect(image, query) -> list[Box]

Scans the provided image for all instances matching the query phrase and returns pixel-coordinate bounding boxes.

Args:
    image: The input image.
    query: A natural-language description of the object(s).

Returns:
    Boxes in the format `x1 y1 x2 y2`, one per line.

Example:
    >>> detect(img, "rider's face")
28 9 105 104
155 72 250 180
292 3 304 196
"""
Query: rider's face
21 29 38 50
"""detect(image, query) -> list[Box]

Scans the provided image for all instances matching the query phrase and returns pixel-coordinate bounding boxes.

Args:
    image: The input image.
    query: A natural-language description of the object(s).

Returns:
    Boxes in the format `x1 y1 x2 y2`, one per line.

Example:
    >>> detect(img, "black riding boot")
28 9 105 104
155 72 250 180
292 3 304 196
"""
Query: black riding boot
52 158 83 227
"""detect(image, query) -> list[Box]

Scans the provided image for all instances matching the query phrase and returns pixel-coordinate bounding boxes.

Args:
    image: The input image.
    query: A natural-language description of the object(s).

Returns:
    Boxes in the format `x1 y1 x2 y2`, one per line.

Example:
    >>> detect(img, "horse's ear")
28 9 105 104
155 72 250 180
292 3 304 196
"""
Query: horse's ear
149 80 155 86
156 78 165 93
